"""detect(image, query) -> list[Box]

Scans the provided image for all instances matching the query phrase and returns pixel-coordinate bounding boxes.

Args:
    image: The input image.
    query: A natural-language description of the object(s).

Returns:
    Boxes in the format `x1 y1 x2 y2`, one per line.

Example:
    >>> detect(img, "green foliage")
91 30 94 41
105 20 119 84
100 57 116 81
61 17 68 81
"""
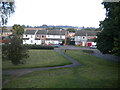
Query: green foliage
112 36 120 56
26 45 54 50
61 40 65 45
0 2 15 25
96 2 120 56
66 37 71 45
2 36 29 65
66 37 75 45
81 27 96 31
66 28 76 32
12 24 24 36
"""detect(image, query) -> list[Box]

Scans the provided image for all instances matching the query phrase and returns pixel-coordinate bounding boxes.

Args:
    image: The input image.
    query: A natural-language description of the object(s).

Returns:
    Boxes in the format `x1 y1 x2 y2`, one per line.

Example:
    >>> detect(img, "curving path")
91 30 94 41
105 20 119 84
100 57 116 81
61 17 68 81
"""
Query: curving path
2 49 81 76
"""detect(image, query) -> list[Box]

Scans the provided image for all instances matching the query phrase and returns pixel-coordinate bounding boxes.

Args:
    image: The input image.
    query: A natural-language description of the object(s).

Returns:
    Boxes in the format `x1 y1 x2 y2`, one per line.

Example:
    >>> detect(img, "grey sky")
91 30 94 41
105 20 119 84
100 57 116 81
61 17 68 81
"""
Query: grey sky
7 0 106 28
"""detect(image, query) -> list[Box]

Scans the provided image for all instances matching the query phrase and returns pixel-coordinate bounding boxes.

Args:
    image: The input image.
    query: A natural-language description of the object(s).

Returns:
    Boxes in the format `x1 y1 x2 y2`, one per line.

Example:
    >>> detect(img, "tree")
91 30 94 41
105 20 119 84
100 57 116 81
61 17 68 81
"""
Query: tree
96 2 120 56
66 28 76 32
0 1 15 26
2 36 29 65
12 24 24 36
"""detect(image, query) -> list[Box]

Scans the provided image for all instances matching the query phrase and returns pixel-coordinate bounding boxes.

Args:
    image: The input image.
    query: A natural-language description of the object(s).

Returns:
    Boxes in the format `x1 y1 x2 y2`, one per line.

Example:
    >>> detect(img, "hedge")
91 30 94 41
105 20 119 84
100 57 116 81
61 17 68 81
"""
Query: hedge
25 45 54 50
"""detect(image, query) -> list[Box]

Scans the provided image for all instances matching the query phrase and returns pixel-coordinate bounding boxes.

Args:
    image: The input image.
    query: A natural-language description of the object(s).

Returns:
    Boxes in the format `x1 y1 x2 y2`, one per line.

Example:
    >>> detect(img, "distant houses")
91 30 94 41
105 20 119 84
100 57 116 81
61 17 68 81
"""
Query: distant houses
75 30 98 46
0 30 12 44
23 30 68 45
23 30 98 46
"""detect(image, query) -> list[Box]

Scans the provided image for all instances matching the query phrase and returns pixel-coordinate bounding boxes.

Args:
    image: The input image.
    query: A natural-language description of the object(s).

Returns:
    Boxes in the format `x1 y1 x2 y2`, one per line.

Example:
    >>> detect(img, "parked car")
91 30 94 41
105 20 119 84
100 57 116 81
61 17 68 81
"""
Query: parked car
90 45 97 49
51 44 60 48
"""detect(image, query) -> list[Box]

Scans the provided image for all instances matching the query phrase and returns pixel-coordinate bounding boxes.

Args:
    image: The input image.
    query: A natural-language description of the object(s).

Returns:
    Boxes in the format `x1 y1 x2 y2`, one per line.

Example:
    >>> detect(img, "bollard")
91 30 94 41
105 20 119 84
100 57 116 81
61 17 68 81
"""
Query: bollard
65 49 67 53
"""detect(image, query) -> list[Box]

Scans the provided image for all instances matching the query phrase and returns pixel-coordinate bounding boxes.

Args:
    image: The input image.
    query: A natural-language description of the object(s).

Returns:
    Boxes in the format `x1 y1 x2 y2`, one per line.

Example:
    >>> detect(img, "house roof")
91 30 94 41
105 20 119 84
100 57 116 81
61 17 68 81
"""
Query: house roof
46 38 64 40
23 30 66 35
47 30 66 35
0 30 12 33
24 30 37 35
75 30 98 36
36 30 47 35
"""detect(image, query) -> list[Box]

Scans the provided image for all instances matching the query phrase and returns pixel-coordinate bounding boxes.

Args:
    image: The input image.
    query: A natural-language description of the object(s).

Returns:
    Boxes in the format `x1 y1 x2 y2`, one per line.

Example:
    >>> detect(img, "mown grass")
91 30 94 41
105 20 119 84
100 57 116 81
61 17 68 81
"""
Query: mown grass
3 50 119 88
2 50 72 69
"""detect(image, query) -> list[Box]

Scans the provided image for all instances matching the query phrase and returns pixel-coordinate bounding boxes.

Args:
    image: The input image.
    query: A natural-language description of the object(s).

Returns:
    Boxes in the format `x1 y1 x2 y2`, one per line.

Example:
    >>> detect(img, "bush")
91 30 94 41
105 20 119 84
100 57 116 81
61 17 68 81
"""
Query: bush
2 36 29 65
26 45 54 50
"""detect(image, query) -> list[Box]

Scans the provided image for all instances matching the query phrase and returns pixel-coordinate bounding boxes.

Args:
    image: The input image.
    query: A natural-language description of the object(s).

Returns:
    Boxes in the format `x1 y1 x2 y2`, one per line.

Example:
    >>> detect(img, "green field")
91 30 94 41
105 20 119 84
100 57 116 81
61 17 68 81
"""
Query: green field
3 50 119 88
2 50 71 69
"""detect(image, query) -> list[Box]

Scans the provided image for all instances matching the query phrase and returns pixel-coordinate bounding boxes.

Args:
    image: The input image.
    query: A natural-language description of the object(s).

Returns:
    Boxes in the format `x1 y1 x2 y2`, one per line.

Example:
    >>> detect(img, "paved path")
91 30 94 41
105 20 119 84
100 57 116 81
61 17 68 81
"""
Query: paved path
2 49 81 76
3 45 120 76
91 49 120 62
58 45 120 62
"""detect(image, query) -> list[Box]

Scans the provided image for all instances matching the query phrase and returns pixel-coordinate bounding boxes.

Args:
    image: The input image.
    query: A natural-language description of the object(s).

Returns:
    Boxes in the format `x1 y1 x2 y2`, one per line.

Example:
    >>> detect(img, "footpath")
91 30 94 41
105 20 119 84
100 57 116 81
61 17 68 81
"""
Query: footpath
2 49 81 76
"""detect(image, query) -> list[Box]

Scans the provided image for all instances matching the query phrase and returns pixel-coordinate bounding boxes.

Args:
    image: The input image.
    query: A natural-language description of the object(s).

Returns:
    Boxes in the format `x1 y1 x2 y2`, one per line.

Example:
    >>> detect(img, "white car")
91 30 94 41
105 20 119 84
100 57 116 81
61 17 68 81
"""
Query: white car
90 45 97 49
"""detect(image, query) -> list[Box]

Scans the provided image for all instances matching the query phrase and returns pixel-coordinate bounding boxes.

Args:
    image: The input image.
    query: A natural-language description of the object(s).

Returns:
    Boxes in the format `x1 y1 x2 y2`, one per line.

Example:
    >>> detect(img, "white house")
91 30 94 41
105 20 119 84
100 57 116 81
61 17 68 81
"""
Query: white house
23 30 38 44
23 30 67 45
75 30 98 46
45 30 66 44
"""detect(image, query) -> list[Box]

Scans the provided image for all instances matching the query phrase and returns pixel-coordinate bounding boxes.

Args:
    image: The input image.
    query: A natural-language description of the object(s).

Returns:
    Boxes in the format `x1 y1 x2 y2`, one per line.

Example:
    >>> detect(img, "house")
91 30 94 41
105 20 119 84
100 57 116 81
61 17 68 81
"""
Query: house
45 30 66 44
35 30 47 45
0 30 12 37
0 30 12 44
23 30 37 44
23 30 67 45
75 30 98 46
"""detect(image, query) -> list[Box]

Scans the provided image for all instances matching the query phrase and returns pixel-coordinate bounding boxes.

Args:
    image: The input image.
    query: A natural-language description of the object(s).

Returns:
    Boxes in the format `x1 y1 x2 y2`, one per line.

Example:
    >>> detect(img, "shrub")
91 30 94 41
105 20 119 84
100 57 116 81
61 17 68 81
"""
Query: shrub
26 45 54 50
2 36 29 65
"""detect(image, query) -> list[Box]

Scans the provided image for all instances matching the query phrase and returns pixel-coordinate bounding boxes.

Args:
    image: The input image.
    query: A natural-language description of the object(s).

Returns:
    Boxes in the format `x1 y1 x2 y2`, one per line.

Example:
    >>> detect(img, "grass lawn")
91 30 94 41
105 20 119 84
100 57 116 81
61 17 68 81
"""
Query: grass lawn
2 50 72 69
3 50 119 88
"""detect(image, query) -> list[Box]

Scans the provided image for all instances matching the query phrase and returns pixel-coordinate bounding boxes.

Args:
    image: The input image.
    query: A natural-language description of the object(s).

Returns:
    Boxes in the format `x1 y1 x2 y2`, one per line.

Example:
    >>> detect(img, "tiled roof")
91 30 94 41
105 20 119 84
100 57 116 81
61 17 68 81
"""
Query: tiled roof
75 30 98 36
47 30 66 35
0 30 12 33
24 30 66 35
36 30 47 35
24 30 37 35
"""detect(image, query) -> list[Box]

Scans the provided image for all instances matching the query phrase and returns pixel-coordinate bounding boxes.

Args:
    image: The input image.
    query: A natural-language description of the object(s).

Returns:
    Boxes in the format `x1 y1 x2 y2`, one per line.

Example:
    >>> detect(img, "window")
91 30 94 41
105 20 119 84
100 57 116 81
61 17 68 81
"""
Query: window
31 40 33 43
82 37 85 39
31 35 33 38
60 36 62 38
26 35 27 37
42 35 44 38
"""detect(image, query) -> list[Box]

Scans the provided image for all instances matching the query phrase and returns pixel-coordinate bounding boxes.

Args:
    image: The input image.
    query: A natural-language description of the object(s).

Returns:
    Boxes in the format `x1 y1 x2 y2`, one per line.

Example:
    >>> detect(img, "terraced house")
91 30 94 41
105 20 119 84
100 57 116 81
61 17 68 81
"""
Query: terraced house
0 30 12 44
23 30 68 45
75 30 98 46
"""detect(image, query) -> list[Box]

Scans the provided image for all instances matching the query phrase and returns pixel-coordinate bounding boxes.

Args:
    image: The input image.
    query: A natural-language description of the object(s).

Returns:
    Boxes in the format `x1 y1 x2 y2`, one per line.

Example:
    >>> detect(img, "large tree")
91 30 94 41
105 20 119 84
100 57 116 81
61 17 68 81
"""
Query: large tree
1 1 29 65
96 2 120 56
0 1 15 26
12 24 24 36
2 36 29 65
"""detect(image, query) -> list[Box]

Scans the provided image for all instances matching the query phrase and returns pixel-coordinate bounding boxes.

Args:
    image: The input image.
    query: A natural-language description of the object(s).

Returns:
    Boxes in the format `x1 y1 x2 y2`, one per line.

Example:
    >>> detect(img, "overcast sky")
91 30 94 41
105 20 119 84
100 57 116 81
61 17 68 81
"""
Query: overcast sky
7 0 106 28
